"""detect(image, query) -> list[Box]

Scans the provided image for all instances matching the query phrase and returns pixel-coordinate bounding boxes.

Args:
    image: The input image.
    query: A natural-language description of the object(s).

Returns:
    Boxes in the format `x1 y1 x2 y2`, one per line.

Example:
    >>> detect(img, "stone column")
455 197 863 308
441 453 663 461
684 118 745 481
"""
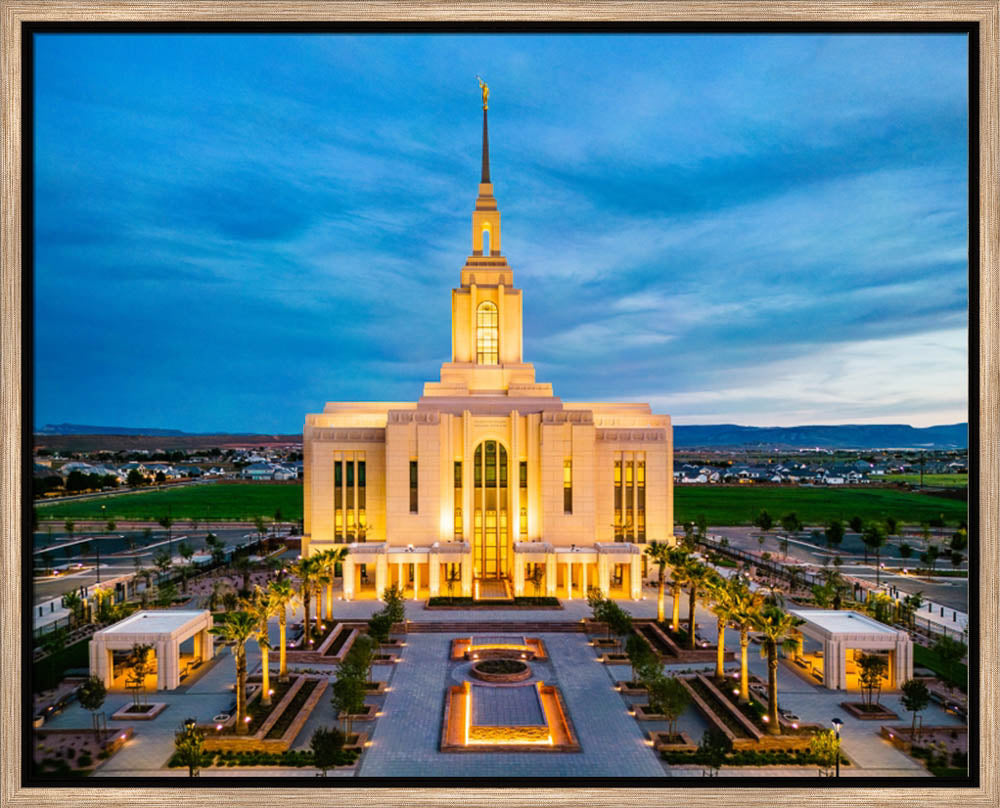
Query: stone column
397 562 404 596
545 551 556 597
375 555 388 600
413 562 421 601
429 552 440 597
630 554 642 600
566 558 573 600
825 639 840 690
202 628 214 661
597 554 610 596
156 641 170 691
513 555 525 596
461 555 473 597
343 554 355 601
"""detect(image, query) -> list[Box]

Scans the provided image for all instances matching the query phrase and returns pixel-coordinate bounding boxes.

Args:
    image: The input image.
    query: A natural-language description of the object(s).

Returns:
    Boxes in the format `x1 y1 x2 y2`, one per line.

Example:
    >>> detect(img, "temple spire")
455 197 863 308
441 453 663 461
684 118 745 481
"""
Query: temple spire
482 107 491 183
477 76 490 183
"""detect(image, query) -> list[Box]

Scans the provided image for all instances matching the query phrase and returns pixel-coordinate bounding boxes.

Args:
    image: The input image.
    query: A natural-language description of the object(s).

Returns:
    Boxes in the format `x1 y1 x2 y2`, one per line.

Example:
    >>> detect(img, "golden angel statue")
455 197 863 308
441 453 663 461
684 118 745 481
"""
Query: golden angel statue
476 75 489 110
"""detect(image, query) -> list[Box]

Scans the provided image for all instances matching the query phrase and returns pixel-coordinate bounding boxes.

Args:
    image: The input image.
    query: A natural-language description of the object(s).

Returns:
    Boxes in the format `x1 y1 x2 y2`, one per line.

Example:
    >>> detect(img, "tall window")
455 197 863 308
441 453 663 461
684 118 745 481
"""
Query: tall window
613 459 623 541
454 461 463 536
519 461 528 536
636 458 645 543
563 459 573 514
476 301 499 365
334 453 365 543
409 460 418 513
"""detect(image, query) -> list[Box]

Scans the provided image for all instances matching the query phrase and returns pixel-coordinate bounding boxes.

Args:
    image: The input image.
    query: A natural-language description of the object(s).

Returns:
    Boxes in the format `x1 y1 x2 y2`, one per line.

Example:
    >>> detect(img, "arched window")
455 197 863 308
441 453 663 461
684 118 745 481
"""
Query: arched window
482 227 490 254
476 301 498 364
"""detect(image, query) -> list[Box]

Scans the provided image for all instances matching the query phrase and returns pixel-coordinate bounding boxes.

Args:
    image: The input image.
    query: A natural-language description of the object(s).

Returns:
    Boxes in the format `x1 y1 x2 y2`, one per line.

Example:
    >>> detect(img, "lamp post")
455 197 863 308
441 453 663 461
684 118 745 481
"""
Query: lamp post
831 717 843 777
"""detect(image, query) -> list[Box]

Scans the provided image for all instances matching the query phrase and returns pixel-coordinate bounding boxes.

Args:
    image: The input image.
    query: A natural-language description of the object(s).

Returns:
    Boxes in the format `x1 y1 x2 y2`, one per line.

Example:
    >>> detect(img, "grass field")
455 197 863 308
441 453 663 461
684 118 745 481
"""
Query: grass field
673 485 967 526
37 480 968 527
36 482 304 522
882 473 968 488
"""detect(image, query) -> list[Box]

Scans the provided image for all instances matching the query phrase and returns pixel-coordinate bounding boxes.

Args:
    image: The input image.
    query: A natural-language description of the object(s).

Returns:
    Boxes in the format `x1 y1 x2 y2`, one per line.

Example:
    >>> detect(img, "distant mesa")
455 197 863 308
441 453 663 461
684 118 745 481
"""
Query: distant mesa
35 421 968 450
37 423 187 436
673 423 967 450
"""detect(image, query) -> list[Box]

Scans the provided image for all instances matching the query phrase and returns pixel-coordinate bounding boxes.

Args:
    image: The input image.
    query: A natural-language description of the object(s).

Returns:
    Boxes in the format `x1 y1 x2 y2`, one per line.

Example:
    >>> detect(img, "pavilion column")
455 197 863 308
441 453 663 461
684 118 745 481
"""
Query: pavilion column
825 639 840 690
429 552 440 597
375 555 388 600
513 556 525 596
545 552 556 597
156 641 170 691
630 554 642 600
795 633 804 659
202 628 214 661
343 555 355 601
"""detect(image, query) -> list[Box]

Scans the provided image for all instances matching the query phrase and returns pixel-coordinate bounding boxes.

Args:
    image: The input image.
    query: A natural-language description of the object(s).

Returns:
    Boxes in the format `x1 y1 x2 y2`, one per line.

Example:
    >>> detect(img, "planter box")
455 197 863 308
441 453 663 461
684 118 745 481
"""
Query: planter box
338 703 378 723
600 653 630 664
648 730 696 752
202 676 327 753
363 681 388 695
840 701 900 720
633 704 668 721
110 702 168 721
615 680 648 696
592 638 618 648
343 732 368 753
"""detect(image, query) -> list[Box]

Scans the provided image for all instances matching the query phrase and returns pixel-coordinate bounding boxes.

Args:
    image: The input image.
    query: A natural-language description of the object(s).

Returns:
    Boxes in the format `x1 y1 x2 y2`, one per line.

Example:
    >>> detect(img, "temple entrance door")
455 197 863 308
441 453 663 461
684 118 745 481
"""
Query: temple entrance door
472 440 509 580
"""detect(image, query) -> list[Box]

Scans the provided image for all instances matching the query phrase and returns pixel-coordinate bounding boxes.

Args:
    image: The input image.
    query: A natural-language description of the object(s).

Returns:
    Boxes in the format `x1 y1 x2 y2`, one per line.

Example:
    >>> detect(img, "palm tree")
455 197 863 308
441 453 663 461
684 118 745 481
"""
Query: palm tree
645 541 673 623
705 572 743 682
313 566 331 632
732 583 766 702
666 548 691 631
267 577 295 681
683 559 712 649
290 556 320 645
751 603 804 733
208 611 257 734
247 586 277 706
317 548 348 622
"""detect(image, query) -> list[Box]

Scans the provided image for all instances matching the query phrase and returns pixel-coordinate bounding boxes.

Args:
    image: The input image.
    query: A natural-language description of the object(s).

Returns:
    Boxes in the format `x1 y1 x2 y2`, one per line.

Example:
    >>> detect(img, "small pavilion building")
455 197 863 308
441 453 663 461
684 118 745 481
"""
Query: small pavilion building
788 609 912 691
89 610 215 691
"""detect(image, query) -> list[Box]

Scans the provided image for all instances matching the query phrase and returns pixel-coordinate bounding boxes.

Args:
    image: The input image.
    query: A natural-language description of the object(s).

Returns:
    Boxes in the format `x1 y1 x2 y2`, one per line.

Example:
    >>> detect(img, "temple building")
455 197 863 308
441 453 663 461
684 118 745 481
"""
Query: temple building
302 87 675 601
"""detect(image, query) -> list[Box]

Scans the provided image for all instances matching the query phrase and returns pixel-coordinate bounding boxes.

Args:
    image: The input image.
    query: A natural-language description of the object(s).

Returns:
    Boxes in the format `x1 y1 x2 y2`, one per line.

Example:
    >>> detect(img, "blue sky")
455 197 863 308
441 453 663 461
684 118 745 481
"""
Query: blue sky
33 33 969 433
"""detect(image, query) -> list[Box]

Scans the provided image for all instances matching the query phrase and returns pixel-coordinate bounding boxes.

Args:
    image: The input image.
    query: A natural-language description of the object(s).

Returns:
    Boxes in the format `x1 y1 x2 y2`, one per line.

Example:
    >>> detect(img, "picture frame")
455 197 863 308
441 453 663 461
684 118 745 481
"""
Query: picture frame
1 2 996 807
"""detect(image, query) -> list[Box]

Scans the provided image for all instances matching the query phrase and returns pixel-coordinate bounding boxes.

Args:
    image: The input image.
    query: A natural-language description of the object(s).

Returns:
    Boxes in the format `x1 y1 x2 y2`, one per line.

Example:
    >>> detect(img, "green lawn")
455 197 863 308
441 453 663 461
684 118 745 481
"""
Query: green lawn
913 643 968 691
882 473 968 488
675 485 967 527
38 480 968 527
36 482 304 522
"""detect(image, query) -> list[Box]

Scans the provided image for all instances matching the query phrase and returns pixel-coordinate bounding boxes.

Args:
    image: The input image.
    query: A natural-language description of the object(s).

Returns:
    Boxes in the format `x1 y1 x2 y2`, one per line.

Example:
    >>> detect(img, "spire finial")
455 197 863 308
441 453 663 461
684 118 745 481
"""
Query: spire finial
476 76 490 183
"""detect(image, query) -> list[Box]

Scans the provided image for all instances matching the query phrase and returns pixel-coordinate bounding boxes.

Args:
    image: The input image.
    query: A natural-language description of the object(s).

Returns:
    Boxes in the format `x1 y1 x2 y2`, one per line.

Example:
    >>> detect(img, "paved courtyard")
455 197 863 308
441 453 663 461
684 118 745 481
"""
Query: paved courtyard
359 632 665 777
35 580 965 779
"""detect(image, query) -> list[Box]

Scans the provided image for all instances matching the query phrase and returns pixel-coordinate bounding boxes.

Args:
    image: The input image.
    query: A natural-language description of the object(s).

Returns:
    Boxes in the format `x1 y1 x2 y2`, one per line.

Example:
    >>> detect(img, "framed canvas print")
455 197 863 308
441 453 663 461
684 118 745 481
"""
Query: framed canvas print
1 2 996 807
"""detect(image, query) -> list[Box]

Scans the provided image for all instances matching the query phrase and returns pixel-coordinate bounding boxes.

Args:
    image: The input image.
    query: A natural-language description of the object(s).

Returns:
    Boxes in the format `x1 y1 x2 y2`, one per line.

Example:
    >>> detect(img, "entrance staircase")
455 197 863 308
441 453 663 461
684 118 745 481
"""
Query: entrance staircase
403 621 585 633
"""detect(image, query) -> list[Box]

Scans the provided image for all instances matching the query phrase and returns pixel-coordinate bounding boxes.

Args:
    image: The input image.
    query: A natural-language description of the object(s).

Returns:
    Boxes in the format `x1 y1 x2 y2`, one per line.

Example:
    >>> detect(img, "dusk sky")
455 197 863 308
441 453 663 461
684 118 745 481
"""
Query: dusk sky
33 33 969 434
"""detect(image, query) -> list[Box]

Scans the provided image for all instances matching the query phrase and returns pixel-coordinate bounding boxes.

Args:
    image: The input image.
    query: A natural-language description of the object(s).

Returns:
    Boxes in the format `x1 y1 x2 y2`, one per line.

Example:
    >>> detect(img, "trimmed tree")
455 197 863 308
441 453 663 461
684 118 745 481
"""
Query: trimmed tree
699 727 732 776
900 678 930 740
857 653 889 708
310 726 346 776
77 675 107 741
647 675 689 741
173 719 206 777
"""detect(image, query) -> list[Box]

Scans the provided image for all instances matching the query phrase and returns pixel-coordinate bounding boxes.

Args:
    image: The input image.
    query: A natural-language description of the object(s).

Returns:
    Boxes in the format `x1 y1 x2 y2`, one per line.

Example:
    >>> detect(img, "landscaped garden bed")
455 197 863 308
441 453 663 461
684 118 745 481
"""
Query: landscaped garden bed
615 680 648 696
426 596 561 609
203 676 328 752
840 701 899 720
470 658 532 683
110 702 168 721
648 730 696 752
265 679 320 739
320 625 357 659
661 747 851 768
33 727 134 777
168 747 360 770
337 703 378 723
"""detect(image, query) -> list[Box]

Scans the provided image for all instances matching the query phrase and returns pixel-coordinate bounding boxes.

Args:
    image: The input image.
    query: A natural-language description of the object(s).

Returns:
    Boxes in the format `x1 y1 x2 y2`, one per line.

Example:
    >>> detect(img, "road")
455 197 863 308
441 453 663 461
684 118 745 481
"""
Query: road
31 527 268 604
709 526 969 612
